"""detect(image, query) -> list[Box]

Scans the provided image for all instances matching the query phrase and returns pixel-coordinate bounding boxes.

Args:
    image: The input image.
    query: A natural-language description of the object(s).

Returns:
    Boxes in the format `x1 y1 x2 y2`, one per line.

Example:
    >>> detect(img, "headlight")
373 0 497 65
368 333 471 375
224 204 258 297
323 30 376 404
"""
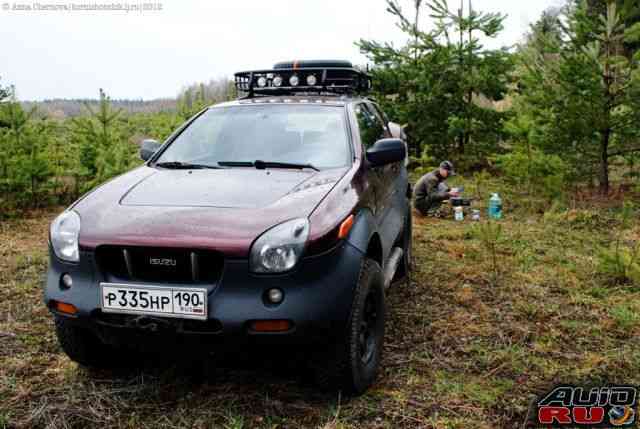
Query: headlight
50 211 81 262
250 218 309 273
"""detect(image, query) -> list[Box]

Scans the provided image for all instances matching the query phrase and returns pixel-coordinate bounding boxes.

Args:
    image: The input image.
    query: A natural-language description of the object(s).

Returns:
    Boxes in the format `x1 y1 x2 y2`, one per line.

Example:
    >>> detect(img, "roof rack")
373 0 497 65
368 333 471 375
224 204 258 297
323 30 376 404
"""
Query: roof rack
234 60 371 98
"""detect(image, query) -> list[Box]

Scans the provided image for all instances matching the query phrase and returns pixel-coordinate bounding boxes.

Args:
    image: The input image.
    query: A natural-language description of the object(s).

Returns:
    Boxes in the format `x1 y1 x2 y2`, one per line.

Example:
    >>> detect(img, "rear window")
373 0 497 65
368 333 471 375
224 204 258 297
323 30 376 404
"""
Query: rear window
156 105 351 169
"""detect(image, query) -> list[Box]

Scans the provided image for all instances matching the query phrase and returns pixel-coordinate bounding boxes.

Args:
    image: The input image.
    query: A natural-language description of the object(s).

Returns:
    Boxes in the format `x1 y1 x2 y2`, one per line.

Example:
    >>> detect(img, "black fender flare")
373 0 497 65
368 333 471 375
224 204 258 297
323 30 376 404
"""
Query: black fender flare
345 208 383 267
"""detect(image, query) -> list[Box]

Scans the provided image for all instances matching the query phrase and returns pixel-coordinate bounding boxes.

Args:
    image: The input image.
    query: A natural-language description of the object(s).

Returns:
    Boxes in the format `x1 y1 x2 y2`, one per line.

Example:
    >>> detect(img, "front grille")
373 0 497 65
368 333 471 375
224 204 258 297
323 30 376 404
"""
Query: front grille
96 246 223 284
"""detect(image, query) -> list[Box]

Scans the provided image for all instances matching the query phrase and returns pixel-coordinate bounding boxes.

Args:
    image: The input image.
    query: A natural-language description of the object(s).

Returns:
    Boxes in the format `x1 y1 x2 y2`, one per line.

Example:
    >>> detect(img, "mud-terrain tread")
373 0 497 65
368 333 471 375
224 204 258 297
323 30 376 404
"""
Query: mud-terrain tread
314 258 385 395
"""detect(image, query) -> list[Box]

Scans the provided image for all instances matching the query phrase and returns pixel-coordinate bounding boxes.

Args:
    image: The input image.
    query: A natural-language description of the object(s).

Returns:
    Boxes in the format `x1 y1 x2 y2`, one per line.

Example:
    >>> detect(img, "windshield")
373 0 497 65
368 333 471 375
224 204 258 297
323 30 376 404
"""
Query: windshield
155 105 351 169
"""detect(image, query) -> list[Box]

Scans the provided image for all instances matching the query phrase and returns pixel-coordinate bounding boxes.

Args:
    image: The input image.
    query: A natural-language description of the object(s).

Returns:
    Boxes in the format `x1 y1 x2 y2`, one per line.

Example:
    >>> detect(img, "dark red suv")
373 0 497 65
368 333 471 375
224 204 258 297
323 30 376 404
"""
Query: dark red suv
45 61 412 394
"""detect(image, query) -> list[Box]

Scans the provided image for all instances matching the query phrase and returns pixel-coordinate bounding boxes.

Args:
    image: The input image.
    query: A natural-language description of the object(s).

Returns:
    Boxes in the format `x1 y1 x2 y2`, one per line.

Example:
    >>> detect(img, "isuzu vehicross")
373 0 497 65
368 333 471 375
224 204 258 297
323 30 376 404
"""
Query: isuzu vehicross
45 60 412 394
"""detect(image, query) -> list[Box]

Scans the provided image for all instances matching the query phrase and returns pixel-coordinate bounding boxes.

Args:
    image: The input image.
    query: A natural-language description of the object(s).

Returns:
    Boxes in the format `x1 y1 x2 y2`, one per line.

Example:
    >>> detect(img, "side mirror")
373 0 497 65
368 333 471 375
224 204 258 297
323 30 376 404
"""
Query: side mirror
366 138 406 167
140 139 161 162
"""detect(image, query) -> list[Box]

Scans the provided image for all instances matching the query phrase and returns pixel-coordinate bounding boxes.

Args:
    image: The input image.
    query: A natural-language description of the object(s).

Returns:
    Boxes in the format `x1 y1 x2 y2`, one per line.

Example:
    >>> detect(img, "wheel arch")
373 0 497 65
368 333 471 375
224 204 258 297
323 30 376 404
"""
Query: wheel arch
366 233 383 267
346 208 382 267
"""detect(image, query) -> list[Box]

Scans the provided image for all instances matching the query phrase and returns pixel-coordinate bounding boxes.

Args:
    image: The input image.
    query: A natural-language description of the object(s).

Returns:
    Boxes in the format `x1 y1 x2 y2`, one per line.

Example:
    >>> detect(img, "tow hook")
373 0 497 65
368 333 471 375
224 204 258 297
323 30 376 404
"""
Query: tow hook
130 316 169 332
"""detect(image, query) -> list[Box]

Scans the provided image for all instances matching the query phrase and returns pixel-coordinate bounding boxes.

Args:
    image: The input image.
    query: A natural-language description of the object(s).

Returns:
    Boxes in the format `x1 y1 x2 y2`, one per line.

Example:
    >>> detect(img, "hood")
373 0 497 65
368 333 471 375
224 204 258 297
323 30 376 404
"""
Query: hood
73 165 348 257
121 167 323 208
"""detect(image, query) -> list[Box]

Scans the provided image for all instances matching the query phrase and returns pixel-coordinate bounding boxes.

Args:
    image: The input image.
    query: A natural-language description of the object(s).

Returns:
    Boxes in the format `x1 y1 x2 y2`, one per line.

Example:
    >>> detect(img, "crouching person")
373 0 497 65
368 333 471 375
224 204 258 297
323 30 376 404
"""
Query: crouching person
414 161 458 217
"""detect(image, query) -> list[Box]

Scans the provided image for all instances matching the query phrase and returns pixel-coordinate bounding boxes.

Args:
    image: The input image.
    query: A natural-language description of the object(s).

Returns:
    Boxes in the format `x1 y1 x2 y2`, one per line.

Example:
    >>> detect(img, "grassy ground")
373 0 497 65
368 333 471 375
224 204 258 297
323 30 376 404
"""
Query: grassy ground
1 177 639 428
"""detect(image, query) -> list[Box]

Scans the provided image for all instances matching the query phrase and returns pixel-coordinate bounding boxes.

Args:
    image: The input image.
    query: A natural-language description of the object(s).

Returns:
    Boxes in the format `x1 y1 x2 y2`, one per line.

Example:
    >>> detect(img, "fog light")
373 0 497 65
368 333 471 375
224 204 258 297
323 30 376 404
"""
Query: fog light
273 75 283 87
267 288 284 304
61 273 73 289
257 76 267 87
306 74 317 86
289 75 299 87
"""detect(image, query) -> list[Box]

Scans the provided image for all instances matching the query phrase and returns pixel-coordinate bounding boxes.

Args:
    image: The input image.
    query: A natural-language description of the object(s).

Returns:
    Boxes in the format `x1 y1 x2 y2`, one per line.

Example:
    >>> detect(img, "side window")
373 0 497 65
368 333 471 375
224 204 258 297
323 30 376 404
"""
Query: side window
367 103 391 137
355 103 385 149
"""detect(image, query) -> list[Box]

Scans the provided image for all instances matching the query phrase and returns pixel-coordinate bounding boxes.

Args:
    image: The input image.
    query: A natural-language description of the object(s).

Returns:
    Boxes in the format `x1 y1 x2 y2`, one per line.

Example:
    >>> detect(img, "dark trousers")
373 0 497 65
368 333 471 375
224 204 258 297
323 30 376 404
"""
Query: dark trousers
414 199 442 216
414 183 449 216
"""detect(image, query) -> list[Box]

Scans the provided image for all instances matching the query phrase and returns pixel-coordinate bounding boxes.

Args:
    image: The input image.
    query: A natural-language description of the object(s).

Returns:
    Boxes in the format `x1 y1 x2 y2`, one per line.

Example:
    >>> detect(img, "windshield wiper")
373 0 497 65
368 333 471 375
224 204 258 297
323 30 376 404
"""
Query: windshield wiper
155 161 220 170
216 161 254 168
218 160 319 172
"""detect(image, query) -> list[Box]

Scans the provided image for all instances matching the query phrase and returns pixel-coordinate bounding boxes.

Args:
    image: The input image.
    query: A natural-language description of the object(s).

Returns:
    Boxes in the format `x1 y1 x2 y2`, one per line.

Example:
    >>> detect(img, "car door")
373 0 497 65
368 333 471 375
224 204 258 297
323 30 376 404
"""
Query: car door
365 102 405 262
355 102 398 264
354 102 385 220
365 102 395 193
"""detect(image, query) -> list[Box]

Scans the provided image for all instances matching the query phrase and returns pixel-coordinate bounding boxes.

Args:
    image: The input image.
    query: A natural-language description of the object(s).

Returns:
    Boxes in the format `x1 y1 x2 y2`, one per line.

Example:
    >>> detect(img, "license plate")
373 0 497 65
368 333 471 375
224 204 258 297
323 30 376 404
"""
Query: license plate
100 283 207 320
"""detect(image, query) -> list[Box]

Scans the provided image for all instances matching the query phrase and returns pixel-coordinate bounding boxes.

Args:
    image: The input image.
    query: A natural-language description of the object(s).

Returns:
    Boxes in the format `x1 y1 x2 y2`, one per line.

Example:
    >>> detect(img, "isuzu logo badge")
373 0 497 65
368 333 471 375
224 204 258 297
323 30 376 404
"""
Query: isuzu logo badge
149 258 177 266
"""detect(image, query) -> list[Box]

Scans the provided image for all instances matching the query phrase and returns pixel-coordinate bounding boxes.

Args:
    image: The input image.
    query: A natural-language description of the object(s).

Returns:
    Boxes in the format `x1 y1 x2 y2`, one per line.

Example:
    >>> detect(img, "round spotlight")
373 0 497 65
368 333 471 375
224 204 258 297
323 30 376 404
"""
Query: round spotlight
306 75 317 86
273 75 283 87
61 273 73 289
267 288 284 304
289 75 299 87
257 76 267 88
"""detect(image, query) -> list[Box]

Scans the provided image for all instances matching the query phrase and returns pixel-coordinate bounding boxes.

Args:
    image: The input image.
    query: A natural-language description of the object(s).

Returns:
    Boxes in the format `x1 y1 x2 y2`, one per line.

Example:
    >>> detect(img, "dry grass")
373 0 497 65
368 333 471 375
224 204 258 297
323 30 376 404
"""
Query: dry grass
1 188 639 428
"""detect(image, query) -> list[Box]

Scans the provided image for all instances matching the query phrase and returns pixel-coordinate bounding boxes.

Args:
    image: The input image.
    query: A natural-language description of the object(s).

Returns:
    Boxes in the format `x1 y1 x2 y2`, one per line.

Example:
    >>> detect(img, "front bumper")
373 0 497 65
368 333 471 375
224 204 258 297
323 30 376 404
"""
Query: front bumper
44 241 364 349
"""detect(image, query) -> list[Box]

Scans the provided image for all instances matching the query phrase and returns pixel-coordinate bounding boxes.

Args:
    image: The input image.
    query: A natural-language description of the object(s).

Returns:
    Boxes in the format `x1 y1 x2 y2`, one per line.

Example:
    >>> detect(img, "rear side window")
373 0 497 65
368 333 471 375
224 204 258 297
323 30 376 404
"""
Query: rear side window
355 103 387 149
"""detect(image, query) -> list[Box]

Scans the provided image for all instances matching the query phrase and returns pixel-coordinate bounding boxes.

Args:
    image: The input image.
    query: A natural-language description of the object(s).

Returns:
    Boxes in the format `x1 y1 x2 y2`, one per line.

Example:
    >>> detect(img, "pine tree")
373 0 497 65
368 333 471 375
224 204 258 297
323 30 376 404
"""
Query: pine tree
0 87 52 208
358 0 513 165
71 89 135 191
0 78 9 103
517 1 640 193
574 0 640 55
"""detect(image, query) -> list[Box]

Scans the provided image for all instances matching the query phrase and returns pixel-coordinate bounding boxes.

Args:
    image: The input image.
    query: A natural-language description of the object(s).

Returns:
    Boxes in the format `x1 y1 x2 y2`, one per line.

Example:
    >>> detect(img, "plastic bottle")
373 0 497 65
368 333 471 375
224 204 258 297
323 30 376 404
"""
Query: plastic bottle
454 206 464 221
488 193 503 220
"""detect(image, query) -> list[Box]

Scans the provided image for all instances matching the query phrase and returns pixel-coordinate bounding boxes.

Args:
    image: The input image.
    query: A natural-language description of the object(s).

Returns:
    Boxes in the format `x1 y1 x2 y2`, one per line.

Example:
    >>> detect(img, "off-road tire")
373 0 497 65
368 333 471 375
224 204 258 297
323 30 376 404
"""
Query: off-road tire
314 258 385 395
55 316 116 368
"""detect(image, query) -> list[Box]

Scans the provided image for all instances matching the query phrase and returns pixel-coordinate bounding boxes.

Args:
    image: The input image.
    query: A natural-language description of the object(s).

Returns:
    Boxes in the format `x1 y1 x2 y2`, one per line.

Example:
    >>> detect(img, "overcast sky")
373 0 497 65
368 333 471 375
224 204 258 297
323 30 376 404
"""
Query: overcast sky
0 0 562 101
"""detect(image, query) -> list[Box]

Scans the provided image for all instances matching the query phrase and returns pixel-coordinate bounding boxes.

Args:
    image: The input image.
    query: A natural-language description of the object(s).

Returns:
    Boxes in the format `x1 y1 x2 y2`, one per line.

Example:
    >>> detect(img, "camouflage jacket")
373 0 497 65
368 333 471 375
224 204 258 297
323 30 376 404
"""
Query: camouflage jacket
414 169 449 209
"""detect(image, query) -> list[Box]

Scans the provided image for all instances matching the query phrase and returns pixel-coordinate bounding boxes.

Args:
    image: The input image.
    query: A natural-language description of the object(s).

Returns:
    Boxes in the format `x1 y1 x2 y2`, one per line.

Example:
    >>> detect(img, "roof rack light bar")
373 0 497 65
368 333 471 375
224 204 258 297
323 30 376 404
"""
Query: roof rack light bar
234 66 372 98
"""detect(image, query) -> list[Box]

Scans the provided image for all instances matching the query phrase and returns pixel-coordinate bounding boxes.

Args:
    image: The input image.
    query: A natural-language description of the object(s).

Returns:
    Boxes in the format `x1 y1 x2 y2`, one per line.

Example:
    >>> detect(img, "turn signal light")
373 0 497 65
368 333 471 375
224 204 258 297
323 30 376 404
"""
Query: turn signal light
250 320 292 332
338 214 355 239
54 301 78 315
